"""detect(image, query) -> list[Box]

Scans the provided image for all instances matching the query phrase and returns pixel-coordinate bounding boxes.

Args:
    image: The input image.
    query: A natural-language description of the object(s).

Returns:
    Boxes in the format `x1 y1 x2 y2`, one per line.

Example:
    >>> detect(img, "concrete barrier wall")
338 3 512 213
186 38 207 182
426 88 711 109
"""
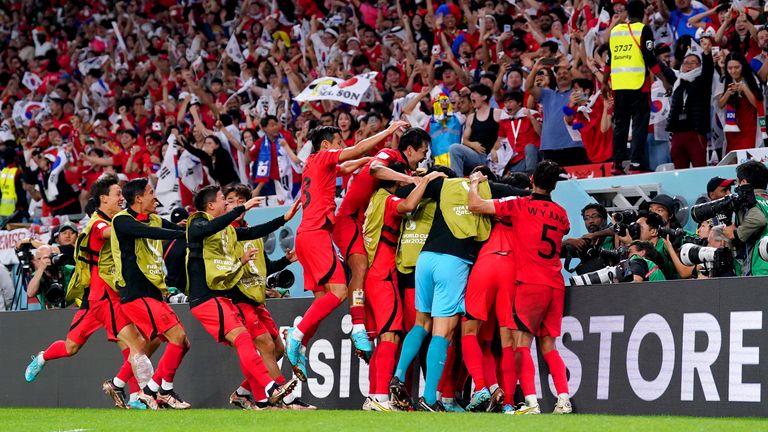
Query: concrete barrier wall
2 276 767 415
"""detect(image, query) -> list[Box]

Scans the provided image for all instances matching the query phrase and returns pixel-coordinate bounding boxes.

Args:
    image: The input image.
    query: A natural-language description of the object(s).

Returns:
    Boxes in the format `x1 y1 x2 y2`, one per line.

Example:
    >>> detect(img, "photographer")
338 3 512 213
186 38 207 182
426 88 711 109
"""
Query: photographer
27 245 70 310
625 241 667 282
617 211 676 279
50 222 77 264
563 204 615 274
723 160 768 275
641 194 680 229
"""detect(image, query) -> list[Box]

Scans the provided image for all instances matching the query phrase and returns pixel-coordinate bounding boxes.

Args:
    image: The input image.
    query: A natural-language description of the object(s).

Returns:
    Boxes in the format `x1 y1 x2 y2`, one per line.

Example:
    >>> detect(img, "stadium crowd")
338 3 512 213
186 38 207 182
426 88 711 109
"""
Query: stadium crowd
2 0 768 223
4 0 768 418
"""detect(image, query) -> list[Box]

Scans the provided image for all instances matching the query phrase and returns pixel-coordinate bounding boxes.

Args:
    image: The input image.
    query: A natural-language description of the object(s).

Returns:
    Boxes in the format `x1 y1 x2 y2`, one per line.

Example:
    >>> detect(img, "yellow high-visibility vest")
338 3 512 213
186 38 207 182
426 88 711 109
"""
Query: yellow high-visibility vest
0 167 18 217
609 22 647 90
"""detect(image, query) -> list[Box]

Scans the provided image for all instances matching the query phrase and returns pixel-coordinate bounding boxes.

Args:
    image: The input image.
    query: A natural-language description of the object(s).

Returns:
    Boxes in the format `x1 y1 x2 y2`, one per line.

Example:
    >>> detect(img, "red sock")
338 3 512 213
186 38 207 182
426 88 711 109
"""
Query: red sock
128 377 139 394
150 363 165 386
350 305 365 325
368 344 379 395
461 335 486 389
116 348 133 383
403 289 416 331
543 350 569 395
158 343 186 384
481 345 498 388
437 343 456 398
301 319 321 346
233 331 272 392
42 340 70 361
516 347 536 397
297 294 342 340
375 341 397 397
501 346 518 403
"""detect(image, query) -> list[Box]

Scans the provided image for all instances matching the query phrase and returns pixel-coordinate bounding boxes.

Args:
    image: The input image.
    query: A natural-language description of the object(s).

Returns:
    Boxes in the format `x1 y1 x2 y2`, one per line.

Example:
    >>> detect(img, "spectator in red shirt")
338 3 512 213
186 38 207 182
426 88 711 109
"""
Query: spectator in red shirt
337 111 359 148
500 90 541 174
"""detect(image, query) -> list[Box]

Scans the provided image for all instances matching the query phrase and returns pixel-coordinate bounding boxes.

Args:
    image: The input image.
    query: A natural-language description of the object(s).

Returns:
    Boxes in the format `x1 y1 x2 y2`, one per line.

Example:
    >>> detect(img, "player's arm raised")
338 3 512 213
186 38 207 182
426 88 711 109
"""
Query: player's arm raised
467 172 496 215
370 161 416 184
338 120 410 163
338 157 373 175
397 171 446 214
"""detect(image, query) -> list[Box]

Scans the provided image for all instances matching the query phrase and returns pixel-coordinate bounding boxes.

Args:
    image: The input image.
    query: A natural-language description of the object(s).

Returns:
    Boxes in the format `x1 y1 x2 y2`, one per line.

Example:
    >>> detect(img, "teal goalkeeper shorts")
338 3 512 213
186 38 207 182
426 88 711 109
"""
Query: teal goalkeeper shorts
415 251 471 317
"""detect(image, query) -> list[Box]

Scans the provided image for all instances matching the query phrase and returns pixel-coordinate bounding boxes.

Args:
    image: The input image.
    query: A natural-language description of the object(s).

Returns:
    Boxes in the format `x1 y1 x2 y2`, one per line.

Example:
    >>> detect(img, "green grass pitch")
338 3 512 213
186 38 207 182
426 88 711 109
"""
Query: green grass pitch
1 408 767 432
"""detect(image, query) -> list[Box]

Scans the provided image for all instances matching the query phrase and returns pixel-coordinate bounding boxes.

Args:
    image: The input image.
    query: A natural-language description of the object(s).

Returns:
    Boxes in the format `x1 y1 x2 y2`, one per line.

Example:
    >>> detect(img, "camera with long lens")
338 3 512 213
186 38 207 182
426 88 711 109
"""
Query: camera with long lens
16 242 33 271
569 260 631 286
756 236 768 263
690 184 757 224
598 246 629 265
612 209 638 236
266 269 295 289
43 253 67 307
680 243 736 278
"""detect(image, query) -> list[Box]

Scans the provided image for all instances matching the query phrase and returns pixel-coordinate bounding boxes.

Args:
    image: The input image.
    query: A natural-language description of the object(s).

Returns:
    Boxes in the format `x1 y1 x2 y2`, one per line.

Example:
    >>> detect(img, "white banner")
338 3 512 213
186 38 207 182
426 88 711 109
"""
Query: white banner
294 72 378 107
0 228 31 265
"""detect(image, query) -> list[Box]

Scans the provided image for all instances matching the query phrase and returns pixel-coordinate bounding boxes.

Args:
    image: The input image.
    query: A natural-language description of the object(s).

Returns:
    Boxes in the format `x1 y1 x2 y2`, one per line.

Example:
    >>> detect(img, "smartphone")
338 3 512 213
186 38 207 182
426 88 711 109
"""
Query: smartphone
504 24 511 33
432 45 441 55
541 58 557 66
712 46 720 56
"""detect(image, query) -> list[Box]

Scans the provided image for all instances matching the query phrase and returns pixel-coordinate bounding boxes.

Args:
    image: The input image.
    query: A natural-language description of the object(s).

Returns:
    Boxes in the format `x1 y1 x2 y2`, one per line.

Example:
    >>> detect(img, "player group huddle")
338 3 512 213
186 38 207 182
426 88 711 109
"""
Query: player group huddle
24 122 572 415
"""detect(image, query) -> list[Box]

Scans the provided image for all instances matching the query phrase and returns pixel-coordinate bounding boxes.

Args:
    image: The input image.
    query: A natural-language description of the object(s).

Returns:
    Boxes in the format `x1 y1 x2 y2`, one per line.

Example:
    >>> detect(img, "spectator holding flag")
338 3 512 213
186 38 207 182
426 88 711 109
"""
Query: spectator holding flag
24 148 80 216
667 39 714 168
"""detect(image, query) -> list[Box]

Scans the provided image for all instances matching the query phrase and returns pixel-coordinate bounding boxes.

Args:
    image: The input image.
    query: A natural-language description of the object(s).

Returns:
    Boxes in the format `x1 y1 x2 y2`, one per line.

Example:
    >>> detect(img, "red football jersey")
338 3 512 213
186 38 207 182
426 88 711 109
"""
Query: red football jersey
337 148 407 221
87 213 118 302
367 195 404 280
297 149 342 233
494 194 569 289
477 220 515 258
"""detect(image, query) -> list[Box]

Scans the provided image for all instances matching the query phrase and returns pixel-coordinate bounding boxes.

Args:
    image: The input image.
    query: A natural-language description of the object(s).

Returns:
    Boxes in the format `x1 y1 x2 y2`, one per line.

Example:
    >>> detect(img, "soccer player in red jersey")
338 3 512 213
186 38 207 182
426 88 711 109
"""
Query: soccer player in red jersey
361 165 445 411
333 128 429 359
468 160 573 415
462 174 532 413
24 174 156 410
285 121 409 380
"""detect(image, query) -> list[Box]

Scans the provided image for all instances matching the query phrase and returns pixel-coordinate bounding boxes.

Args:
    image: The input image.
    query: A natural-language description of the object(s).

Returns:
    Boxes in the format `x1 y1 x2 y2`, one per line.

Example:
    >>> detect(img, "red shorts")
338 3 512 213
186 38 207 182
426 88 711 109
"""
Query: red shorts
66 308 102 346
332 215 365 260
90 297 132 342
296 229 346 292
191 297 245 343
235 302 279 339
122 297 182 341
364 275 404 338
465 253 516 328
510 283 564 338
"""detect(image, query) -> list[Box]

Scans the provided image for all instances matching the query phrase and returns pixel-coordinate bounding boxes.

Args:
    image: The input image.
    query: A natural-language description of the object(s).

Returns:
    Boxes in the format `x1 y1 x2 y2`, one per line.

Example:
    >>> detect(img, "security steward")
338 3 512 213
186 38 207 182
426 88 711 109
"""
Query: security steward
604 0 671 174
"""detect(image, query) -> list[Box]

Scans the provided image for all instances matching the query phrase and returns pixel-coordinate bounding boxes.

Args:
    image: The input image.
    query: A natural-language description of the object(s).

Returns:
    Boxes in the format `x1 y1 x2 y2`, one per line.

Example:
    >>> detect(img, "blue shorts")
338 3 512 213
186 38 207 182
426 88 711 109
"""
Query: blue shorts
415 251 471 317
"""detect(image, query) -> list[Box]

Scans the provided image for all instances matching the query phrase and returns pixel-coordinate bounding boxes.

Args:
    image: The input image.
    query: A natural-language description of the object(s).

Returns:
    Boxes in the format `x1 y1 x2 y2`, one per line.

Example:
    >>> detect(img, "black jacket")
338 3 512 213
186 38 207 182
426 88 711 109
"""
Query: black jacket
186 206 286 308
666 53 714 135
113 209 185 303
183 141 240 187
